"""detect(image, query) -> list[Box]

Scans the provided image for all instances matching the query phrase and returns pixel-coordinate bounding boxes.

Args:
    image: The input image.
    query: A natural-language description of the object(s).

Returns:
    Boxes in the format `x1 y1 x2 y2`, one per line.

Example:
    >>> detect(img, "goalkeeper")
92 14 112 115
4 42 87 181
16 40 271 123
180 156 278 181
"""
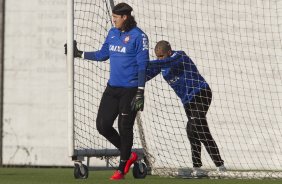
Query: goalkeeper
146 40 226 175
65 3 149 180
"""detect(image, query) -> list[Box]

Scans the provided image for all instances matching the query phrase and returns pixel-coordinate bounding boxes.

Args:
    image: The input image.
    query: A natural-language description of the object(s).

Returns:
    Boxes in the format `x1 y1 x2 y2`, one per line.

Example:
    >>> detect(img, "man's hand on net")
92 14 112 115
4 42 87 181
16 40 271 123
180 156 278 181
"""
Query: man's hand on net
64 40 83 58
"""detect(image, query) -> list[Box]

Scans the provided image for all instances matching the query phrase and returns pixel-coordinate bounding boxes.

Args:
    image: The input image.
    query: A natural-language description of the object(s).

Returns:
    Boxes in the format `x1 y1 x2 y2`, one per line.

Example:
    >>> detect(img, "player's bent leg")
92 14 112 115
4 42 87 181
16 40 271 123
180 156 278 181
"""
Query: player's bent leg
96 118 121 149
96 88 121 149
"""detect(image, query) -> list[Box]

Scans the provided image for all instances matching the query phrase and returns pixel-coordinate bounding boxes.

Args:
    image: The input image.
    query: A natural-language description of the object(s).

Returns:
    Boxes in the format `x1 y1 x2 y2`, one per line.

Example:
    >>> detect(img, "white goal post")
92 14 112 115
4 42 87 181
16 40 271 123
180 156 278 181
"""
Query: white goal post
67 0 282 179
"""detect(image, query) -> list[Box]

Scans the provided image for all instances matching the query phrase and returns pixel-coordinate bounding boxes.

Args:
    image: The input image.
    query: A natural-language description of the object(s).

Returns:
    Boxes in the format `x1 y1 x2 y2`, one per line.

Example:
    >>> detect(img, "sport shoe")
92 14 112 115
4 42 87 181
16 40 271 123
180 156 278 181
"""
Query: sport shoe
217 165 227 172
192 167 208 177
124 152 138 174
110 170 124 180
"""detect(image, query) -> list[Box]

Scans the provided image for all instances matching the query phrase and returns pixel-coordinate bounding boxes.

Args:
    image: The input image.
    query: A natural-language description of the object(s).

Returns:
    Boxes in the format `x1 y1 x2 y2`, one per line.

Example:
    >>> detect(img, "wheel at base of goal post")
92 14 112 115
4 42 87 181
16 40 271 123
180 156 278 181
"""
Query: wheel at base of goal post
132 161 148 179
74 162 89 179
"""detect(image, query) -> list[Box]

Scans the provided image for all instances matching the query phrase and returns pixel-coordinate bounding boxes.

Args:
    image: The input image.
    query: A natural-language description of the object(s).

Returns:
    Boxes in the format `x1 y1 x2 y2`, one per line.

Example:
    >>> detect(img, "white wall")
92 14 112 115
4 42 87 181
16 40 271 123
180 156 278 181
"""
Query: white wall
3 0 71 166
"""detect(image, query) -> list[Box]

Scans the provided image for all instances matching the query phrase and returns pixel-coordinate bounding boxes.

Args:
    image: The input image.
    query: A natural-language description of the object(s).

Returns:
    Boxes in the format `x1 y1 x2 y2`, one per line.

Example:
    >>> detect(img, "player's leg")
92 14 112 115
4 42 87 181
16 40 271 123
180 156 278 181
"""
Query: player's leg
109 87 138 180
194 117 224 167
96 85 120 149
117 87 138 174
186 117 203 168
191 87 224 167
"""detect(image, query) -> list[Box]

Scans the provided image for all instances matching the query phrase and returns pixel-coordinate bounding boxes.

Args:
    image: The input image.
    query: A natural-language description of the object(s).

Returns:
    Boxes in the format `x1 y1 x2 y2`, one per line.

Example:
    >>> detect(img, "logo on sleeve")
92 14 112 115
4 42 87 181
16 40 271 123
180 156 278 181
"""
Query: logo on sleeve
141 34 149 50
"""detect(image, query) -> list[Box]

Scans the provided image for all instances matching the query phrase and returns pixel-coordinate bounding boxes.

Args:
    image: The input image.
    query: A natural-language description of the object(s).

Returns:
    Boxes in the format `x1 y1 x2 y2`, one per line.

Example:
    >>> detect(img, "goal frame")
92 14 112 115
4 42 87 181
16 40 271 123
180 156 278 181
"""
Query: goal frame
66 0 147 166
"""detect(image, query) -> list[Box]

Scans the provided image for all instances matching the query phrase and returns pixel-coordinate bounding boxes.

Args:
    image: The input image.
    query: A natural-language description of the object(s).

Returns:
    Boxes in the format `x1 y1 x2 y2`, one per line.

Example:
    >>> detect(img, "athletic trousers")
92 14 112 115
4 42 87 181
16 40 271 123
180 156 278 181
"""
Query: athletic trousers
96 84 138 160
184 86 224 167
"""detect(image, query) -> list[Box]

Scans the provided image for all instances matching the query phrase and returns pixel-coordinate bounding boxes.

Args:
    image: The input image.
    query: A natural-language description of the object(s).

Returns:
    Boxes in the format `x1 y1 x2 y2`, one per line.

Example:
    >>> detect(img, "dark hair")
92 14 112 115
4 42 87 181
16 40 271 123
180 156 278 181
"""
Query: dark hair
155 40 172 53
112 3 137 31
122 15 137 32
112 3 133 15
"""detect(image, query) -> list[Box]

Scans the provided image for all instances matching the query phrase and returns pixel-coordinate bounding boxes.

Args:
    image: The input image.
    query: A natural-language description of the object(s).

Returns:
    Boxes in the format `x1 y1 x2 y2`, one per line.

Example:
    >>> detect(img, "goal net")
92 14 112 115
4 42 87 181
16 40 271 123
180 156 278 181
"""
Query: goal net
68 0 282 179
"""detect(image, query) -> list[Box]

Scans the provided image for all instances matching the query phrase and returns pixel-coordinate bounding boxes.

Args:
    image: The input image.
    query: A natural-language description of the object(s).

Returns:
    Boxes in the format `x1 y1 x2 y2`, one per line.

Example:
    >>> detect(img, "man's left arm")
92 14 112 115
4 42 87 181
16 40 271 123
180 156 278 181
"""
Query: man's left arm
131 33 149 111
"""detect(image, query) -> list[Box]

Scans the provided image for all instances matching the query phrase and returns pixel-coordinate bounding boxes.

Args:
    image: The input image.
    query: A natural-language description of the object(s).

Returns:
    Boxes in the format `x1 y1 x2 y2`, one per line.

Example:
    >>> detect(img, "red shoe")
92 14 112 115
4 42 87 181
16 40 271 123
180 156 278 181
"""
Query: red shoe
110 170 124 180
124 152 138 174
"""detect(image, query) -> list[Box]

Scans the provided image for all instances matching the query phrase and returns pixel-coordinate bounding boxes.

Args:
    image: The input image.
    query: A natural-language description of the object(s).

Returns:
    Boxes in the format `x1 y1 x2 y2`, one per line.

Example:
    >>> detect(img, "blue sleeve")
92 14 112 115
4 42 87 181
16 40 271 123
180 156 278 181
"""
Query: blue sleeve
136 33 149 87
83 36 110 61
149 51 182 67
146 67 161 82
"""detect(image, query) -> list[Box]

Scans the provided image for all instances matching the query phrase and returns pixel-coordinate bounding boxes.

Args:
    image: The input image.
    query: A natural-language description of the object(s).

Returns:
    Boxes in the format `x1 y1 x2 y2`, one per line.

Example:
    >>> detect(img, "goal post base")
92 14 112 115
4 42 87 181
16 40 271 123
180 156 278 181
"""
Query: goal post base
153 168 282 179
72 148 145 158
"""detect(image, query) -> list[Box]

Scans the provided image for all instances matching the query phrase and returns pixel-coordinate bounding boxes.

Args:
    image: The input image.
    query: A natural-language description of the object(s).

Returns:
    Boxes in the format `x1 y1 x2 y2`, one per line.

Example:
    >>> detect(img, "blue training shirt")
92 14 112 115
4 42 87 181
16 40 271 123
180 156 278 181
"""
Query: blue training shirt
146 51 209 104
83 27 149 88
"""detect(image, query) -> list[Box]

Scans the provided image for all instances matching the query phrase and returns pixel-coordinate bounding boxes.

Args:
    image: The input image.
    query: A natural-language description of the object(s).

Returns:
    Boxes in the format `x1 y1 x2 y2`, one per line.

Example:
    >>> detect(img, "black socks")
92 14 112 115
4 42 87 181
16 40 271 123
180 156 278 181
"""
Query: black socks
117 160 127 174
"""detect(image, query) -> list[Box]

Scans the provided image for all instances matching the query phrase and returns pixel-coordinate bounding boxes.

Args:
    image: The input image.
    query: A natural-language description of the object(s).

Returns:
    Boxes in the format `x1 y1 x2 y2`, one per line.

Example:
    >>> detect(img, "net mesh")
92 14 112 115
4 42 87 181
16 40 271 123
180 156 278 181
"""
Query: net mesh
72 0 282 178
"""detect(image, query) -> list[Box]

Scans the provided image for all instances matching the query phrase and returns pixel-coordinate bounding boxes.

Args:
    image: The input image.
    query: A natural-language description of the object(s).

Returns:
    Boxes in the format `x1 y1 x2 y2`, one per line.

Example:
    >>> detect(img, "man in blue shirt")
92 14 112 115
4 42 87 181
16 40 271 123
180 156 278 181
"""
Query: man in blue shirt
147 40 226 176
65 3 149 180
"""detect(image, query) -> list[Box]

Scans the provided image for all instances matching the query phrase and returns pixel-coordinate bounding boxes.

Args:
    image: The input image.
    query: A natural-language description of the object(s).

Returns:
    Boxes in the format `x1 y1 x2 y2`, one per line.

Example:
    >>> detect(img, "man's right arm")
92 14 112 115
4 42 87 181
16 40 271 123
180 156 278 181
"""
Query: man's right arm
146 66 161 82
83 39 110 61
149 51 182 67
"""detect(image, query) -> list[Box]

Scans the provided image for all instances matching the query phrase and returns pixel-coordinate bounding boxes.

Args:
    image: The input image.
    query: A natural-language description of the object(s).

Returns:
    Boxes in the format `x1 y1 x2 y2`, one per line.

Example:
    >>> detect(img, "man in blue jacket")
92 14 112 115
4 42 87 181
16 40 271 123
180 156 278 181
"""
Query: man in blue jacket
65 3 149 180
147 40 226 176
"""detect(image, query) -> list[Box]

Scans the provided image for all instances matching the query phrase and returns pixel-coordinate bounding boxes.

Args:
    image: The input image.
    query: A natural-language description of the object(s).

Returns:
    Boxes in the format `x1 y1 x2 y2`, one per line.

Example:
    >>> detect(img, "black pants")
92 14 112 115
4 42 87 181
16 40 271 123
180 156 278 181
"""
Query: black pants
184 87 224 167
96 84 138 160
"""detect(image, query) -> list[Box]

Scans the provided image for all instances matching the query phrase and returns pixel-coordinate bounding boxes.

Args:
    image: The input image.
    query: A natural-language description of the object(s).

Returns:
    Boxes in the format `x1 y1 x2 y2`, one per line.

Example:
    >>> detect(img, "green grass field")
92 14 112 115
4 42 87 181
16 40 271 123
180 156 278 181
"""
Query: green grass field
0 167 281 184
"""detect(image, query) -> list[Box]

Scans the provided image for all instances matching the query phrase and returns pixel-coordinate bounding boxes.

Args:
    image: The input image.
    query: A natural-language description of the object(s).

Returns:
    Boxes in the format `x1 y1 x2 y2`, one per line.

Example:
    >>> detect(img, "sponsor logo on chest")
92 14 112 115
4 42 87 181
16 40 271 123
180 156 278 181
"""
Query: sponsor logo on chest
109 44 126 53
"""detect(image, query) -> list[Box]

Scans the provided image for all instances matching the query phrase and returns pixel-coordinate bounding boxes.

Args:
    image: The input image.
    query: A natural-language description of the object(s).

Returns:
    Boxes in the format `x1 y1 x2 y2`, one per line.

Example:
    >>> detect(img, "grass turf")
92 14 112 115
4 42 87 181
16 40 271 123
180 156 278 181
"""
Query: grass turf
0 167 281 184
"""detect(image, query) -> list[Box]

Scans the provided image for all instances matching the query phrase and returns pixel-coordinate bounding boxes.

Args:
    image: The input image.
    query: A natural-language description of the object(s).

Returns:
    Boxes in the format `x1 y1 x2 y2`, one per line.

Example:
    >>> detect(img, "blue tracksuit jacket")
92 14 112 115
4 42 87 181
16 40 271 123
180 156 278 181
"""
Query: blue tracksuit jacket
83 27 149 88
146 51 209 104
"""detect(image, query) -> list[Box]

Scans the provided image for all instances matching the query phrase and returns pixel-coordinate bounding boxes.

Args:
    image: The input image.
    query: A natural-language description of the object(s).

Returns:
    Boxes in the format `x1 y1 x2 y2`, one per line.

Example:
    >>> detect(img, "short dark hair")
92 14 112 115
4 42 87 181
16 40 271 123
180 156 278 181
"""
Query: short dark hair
155 40 172 53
